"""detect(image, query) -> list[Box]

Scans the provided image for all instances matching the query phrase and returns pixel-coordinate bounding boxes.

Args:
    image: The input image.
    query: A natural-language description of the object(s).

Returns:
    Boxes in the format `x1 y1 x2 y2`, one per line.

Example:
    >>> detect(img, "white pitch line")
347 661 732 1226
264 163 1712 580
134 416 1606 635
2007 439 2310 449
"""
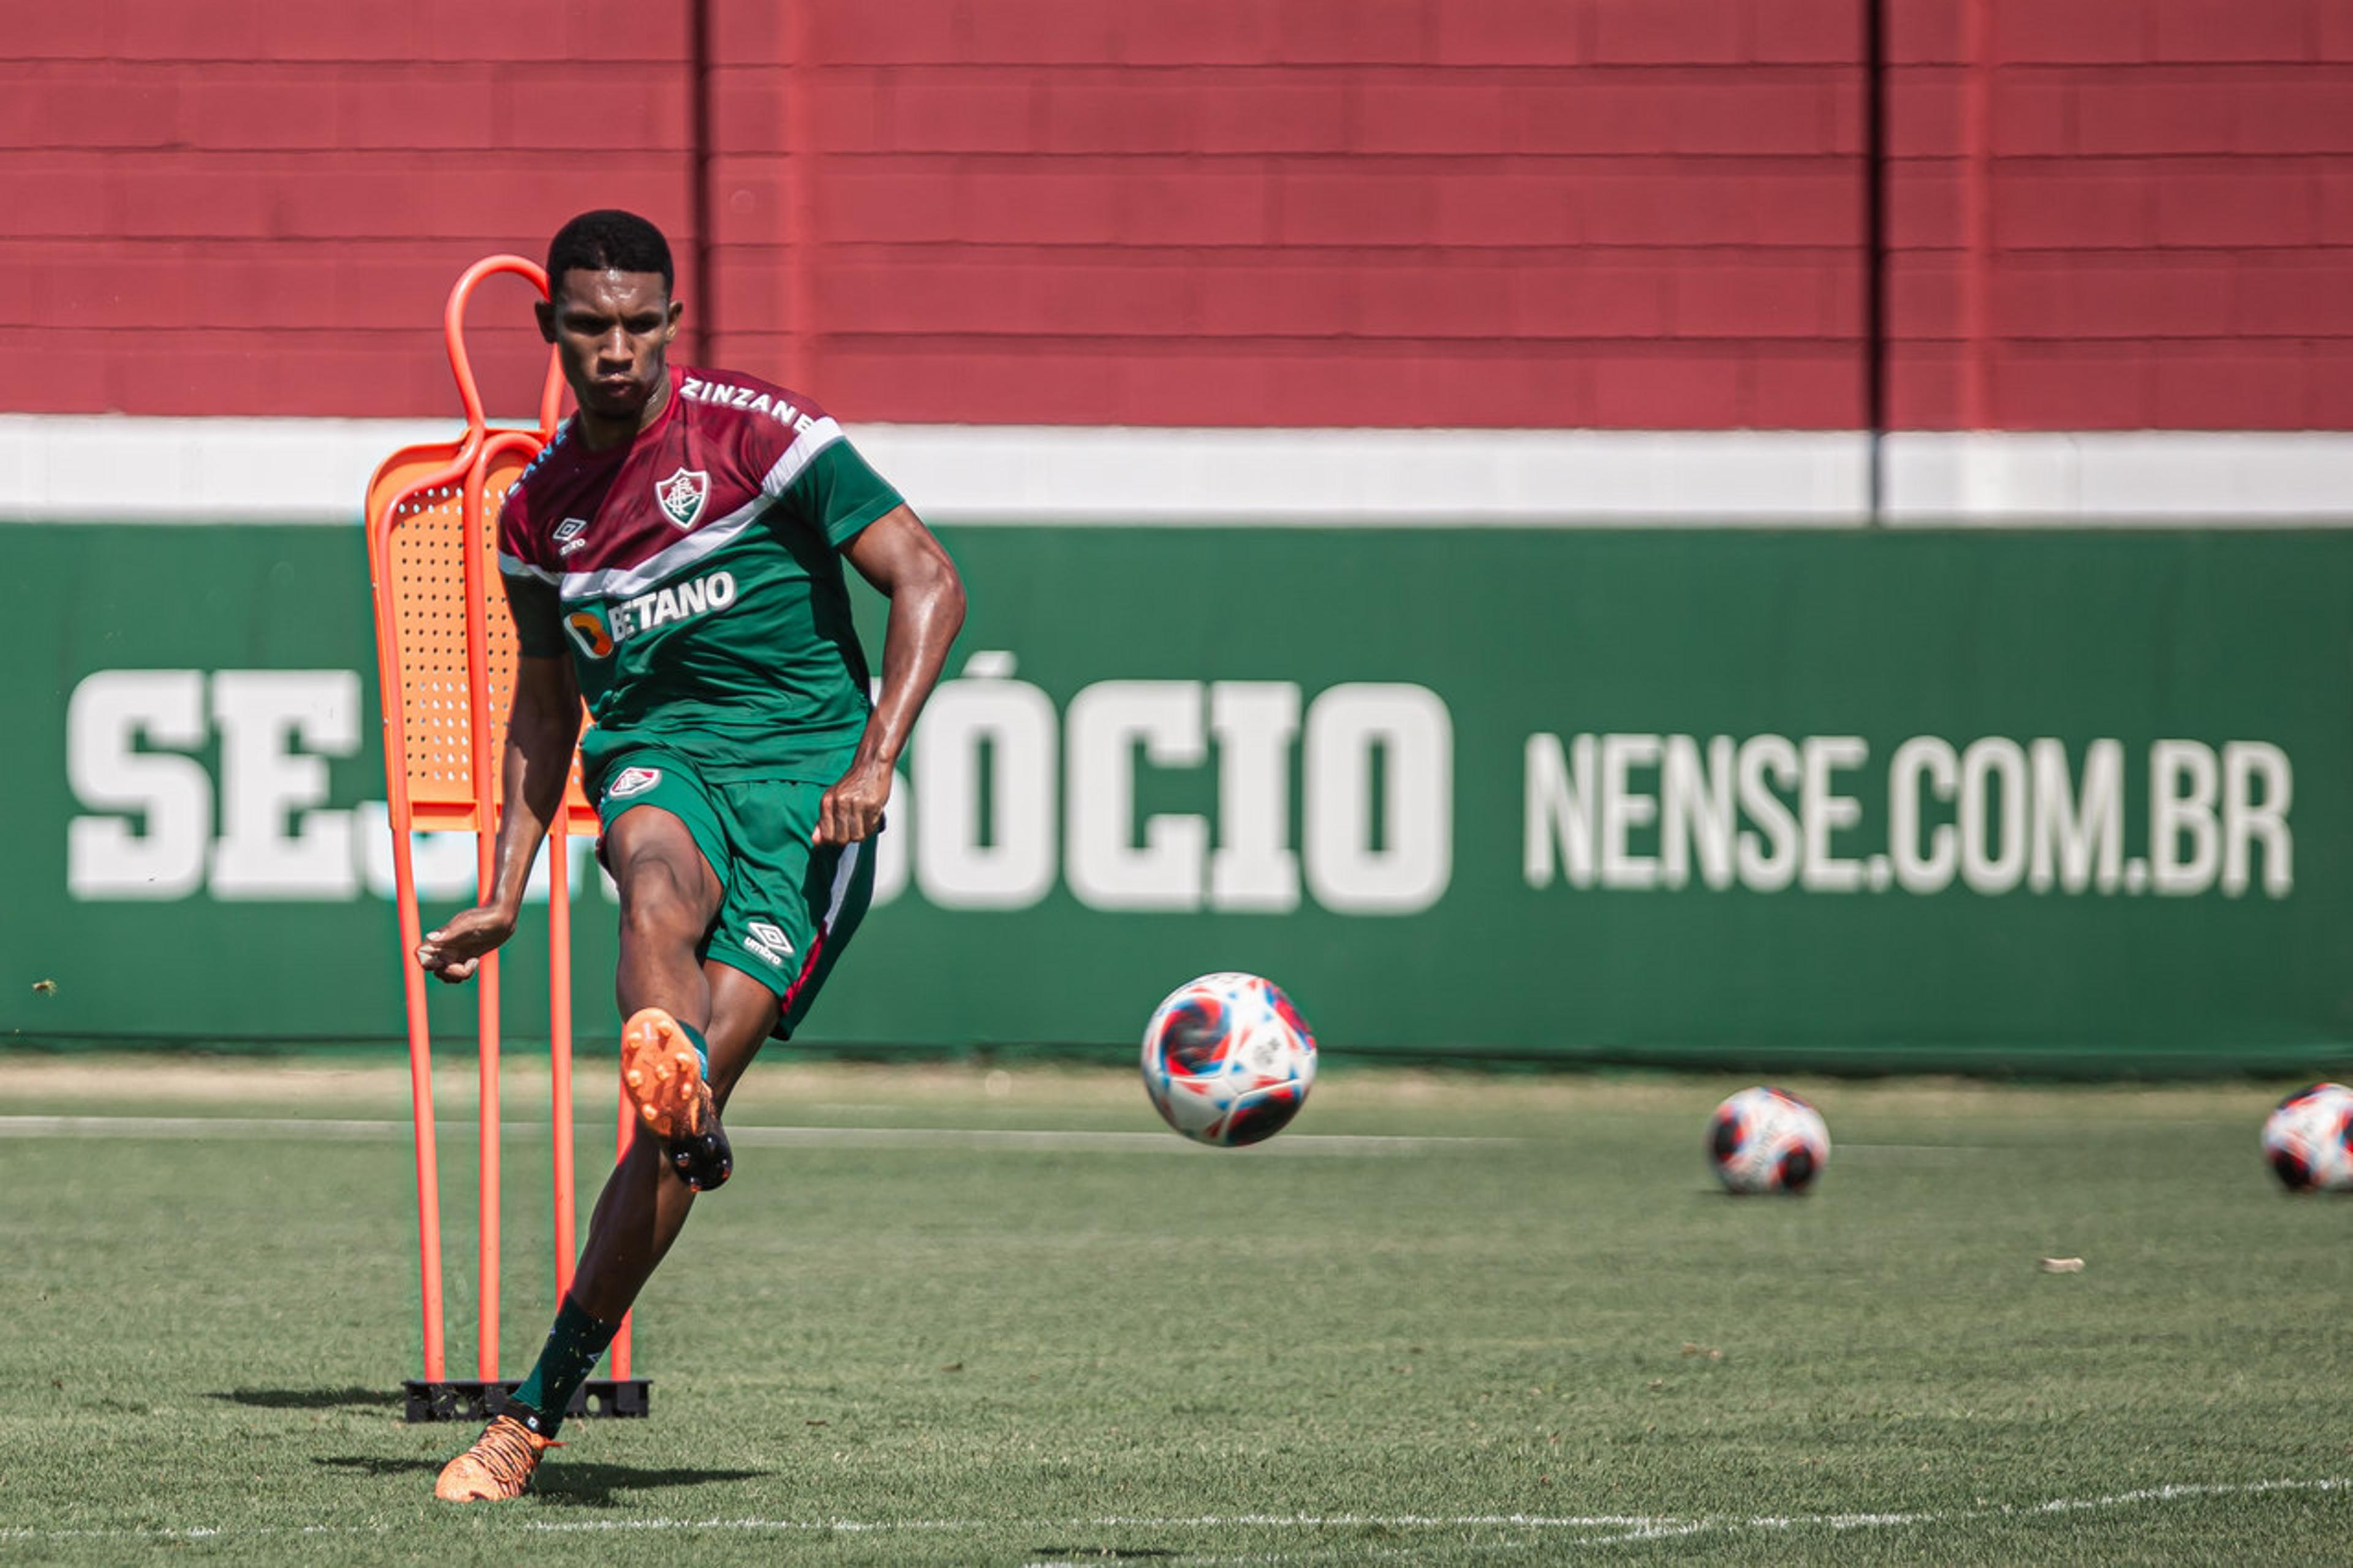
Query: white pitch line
2 1479 2341 1547
0 1115 1510 1156
1577 1475 2353 1551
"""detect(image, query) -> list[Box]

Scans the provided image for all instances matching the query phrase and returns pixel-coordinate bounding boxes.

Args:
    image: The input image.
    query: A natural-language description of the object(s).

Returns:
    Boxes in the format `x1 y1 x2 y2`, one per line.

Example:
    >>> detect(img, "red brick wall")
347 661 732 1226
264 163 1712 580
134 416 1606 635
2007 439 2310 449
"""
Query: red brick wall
1890 0 2353 428
6 0 2351 428
4 0 697 419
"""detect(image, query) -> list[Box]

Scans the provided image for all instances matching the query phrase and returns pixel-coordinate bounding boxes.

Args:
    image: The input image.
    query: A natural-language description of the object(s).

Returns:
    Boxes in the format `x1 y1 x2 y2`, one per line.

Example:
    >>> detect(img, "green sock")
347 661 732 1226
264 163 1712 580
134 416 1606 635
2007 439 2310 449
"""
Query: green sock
507 1297 620 1438
679 1019 710 1077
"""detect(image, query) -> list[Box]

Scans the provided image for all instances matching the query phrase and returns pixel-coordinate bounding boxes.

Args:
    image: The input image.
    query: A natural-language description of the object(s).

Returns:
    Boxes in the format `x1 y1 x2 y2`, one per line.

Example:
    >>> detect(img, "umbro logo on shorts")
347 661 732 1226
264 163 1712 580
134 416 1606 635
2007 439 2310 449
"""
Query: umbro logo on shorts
743 920 795 966
605 766 662 800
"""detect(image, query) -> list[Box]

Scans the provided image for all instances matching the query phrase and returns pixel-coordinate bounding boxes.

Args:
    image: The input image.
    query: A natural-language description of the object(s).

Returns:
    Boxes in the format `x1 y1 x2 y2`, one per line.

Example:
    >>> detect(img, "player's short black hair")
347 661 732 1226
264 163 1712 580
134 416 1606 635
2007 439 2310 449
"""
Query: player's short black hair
547 210 674 297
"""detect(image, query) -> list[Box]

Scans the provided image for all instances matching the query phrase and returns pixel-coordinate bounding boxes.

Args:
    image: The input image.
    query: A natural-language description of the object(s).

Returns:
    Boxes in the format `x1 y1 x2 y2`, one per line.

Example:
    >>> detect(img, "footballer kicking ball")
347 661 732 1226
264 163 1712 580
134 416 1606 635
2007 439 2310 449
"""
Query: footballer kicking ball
1710 1086 1830 1194
1140 972 1317 1146
2261 1083 2353 1192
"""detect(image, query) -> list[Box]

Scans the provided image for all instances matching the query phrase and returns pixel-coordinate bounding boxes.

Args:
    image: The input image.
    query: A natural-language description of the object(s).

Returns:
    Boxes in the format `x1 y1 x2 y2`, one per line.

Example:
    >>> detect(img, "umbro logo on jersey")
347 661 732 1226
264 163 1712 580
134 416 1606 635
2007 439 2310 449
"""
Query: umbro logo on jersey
743 920 795 967
555 517 591 557
655 468 709 529
605 766 662 800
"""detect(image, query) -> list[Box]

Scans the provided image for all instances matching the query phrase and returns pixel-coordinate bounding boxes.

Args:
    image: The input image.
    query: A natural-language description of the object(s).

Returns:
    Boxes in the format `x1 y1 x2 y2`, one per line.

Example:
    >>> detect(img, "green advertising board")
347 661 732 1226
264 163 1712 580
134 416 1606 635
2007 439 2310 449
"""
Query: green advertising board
2 521 2344 1072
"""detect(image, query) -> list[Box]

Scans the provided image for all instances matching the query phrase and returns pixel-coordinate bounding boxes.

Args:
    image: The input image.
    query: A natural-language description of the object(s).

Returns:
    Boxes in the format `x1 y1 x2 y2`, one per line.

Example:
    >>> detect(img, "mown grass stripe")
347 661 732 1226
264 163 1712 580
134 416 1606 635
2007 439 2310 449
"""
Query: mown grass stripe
0 1114 1510 1155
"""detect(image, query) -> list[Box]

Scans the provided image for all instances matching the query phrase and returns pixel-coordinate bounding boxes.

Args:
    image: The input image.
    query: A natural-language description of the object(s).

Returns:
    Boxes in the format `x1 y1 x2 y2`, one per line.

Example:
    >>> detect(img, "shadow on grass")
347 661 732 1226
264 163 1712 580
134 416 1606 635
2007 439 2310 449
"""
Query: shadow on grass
533 1464 769 1507
314 1455 768 1507
317 1456 439 1477
1028 1551 1180 1561
215 1387 404 1411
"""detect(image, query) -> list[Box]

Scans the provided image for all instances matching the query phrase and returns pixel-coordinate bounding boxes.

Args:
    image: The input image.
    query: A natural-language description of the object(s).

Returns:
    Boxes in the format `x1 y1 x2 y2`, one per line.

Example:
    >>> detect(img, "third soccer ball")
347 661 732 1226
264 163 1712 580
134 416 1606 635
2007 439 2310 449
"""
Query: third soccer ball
2262 1083 2353 1192
1140 972 1317 1146
1709 1086 1829 1194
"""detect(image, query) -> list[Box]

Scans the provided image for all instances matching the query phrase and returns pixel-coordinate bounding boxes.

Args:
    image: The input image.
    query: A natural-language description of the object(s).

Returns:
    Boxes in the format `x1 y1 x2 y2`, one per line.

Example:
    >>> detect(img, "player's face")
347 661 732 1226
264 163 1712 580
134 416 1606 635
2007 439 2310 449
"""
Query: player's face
540 269 682 425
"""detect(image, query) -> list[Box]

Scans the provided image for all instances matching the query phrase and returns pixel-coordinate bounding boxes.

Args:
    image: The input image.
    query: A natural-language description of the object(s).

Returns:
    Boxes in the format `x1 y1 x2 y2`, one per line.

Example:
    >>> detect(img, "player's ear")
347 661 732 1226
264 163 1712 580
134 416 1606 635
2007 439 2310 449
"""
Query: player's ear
664 297 683 344
534 298 557 344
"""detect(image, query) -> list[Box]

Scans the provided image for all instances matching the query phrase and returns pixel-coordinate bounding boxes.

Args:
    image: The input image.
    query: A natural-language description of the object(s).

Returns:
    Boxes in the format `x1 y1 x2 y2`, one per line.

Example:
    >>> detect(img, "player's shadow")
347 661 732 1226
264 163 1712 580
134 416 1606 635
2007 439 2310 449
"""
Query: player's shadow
532 1463 768 1507
311 1455 766 1506
1026 1551 1179 1561
214 1387 404 1412
317 1456 440 1477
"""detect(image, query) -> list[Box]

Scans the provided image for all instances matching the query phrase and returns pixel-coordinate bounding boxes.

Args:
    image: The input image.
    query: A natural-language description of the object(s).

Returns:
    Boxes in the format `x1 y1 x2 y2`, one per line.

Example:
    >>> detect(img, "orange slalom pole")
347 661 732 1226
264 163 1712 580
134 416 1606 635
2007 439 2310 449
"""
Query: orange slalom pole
392 813 446 1384
369 474 474 1390
612 1081 636 1379
476 957 501 1382
548 815 578 1300
461 442 499 1384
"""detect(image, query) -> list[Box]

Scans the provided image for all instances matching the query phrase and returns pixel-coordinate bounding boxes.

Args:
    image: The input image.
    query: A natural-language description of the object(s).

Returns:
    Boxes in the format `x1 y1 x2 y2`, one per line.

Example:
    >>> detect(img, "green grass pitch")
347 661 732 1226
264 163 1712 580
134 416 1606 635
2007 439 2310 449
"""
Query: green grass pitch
0 1055 2346 1563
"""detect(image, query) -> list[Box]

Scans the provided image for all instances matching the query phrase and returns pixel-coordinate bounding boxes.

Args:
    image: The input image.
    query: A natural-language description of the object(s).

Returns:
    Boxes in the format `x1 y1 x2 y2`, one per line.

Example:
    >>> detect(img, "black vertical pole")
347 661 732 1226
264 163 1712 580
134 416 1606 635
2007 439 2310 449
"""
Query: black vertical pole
1863 0 1888 523
690 0 716 365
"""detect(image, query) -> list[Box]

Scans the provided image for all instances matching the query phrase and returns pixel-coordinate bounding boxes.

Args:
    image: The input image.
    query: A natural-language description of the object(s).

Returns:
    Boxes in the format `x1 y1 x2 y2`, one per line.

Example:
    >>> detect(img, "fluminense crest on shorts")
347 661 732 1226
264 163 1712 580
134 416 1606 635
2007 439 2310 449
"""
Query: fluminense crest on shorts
605 765 662 800
655 468 709 529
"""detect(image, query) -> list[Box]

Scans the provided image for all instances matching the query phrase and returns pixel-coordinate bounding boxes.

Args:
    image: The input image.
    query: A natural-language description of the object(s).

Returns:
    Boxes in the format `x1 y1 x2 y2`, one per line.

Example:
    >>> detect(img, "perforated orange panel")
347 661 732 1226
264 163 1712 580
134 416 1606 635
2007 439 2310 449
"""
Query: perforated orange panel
367 437 592 835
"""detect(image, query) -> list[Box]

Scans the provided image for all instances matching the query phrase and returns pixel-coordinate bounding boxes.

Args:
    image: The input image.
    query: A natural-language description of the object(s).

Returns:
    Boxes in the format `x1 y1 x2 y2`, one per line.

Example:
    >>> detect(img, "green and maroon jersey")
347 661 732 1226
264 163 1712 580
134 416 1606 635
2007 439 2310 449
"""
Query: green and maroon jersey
496 365 903 790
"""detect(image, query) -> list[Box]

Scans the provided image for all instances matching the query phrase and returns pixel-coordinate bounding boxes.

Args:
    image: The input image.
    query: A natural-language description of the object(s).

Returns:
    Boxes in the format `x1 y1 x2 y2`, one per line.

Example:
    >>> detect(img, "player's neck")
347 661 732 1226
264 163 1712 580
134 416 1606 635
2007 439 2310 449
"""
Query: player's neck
575 371 673 453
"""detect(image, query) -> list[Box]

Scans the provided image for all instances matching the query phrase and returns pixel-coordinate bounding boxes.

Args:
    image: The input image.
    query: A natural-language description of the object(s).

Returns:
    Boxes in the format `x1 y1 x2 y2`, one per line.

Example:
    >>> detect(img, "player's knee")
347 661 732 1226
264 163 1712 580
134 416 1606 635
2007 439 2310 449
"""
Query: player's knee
618 892 689 949
615 858 701 947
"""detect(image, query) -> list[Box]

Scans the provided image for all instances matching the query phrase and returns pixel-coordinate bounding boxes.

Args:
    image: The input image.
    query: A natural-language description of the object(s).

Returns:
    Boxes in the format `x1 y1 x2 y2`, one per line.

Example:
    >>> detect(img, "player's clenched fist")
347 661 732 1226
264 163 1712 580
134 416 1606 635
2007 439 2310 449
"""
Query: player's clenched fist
416 907 516 984
813 760 892 846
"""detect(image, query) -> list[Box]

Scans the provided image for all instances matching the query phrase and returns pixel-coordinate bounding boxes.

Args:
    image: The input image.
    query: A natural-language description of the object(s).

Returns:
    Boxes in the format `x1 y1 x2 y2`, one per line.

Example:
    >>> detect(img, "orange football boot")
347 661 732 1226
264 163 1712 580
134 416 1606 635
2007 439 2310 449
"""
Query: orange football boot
433 1414 552 1502
621 1007 732 1189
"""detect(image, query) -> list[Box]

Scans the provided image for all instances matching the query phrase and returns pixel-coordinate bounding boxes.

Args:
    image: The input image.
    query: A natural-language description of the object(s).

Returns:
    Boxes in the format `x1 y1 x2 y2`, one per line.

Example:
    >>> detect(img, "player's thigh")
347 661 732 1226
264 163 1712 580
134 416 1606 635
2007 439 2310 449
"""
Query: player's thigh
597 765 729 935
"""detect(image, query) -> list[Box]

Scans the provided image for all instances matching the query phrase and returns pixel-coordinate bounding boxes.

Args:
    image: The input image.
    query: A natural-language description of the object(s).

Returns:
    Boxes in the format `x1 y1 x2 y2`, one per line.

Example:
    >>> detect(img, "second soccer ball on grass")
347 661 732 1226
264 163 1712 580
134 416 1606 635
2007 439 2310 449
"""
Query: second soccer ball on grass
2261 1082 2353 1192
1141 972 1318 1146
1710 1085 1830 1194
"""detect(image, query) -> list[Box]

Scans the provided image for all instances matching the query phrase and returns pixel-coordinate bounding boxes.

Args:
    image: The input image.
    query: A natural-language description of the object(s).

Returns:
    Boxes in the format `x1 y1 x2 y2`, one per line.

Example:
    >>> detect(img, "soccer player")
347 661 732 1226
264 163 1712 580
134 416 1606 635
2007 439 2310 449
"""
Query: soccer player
417 210 966 1501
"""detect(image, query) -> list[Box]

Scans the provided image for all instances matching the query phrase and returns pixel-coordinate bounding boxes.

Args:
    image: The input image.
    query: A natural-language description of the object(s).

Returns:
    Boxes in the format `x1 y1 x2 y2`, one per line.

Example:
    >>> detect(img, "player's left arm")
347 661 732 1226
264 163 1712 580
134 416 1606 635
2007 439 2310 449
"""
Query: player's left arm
819 505 966 846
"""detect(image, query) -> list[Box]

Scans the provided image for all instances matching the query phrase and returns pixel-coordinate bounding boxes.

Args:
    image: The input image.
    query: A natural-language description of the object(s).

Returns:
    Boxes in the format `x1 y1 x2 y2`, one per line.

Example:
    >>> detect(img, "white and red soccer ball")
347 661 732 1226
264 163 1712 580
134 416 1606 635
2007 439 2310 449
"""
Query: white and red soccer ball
1710 1086 1830 1194
2262 1083 2353 1192
1140 972 1317 1146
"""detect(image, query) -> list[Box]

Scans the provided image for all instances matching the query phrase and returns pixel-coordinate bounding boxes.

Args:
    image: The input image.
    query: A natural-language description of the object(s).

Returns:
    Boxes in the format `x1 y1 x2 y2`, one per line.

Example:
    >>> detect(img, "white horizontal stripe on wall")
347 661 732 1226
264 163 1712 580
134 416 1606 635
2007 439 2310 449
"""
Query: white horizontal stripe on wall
1883 432 2353 523
2 415 2350 526
852 426 1873 525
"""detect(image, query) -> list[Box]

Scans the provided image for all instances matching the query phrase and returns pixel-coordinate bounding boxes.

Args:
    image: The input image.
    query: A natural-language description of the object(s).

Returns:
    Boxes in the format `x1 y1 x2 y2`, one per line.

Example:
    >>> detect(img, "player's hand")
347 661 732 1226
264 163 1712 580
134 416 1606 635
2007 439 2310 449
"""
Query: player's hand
813 760 892 846
417 906 517 985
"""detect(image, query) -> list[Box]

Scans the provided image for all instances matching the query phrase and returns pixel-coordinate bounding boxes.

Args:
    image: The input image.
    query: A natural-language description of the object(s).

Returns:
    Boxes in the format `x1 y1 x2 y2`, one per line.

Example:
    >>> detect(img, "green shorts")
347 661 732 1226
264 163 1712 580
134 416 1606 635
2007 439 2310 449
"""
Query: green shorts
593 756 878 1040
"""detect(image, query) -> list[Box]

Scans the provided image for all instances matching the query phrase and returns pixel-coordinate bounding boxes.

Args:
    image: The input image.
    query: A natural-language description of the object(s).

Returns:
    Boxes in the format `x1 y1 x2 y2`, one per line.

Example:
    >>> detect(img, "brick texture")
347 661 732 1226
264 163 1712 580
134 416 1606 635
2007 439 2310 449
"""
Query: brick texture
8 0 2353 428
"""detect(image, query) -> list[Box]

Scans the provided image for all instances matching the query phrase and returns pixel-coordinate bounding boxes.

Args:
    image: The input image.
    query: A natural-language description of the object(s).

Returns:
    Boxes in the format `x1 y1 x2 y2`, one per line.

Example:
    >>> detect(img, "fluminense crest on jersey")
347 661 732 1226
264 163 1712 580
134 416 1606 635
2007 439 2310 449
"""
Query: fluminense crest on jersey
655 467 709 529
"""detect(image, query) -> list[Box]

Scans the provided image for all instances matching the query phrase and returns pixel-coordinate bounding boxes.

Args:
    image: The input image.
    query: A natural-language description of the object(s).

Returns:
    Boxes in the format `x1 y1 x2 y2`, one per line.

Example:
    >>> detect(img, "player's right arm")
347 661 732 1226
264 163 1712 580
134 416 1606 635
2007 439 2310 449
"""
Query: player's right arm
415 651 583 983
